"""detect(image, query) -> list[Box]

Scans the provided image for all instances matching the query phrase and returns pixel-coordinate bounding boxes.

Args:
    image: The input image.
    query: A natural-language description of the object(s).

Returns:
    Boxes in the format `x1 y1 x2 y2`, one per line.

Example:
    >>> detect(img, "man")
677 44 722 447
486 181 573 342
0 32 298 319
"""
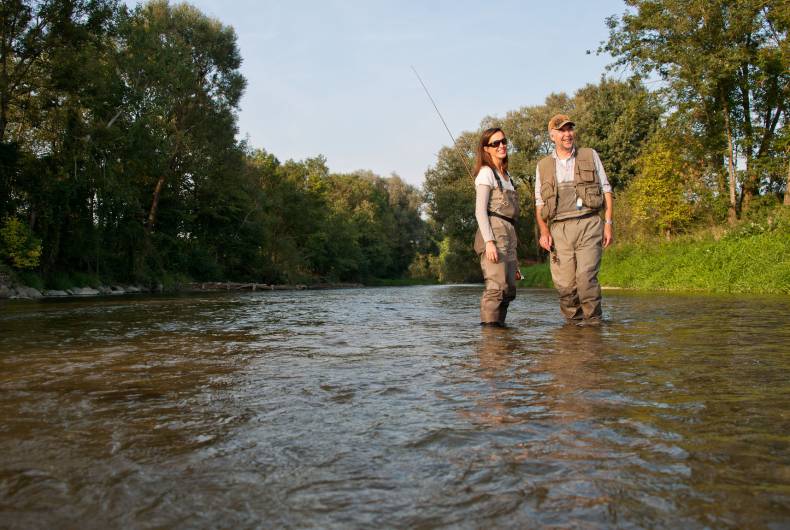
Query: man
535 114 613 324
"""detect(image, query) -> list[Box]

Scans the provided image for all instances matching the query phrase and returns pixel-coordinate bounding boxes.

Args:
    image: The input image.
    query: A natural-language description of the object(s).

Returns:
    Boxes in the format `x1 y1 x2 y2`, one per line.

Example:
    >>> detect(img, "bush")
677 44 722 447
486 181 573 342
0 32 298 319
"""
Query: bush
437 237 481 283
45 272 73 291
70 272 101 289
0 217 42 269
159 272 192 292
408 252 440 281
724 202 790 240
16 270 45 290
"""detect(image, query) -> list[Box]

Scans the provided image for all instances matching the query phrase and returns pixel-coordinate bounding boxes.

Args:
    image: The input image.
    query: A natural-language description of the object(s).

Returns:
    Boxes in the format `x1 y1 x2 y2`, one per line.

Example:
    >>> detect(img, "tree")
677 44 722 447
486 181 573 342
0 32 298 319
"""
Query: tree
0 0 119 276
117 1 245 234
0 215 40 268
624 135 697 238
603 0 789 220
382 173 426 276
422 132 480 282
573 77 662 189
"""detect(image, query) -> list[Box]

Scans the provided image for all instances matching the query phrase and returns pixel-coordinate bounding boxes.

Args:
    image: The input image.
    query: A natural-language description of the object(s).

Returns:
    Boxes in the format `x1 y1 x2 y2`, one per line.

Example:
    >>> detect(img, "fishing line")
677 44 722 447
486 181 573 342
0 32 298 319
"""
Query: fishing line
411 65 475 182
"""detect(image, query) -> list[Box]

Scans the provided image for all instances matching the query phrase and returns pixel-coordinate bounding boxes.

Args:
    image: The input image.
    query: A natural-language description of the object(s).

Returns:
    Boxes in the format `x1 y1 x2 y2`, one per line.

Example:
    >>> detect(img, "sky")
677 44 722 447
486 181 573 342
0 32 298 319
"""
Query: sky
130 0 631 186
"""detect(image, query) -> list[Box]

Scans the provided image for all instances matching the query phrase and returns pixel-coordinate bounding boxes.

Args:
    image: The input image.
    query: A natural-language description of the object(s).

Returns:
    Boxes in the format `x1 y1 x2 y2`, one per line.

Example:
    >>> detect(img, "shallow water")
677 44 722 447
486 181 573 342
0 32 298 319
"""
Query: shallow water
0 286 788 529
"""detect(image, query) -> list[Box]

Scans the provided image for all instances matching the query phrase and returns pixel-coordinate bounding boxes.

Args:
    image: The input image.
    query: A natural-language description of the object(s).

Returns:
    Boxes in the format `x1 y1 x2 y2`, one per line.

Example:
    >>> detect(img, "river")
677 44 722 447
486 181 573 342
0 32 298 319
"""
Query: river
1 286 788 529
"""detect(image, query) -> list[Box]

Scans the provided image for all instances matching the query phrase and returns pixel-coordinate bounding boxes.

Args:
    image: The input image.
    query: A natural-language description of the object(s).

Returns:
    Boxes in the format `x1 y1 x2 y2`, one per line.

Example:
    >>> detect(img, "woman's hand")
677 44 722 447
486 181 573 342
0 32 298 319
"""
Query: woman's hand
485 240 498 263
515 267 522 281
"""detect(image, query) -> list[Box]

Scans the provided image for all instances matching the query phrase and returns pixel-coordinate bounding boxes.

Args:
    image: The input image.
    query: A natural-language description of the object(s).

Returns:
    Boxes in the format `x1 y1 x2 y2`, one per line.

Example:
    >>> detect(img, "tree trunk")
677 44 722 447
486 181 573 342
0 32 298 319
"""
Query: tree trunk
146 176 166 233
785 159 790 207
0 106 6 143
723 102 738 224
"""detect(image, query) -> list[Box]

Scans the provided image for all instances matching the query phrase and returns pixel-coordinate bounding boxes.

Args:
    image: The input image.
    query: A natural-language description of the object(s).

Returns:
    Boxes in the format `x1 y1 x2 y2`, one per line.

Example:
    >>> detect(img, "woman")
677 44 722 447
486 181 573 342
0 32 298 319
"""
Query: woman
473 127 521 327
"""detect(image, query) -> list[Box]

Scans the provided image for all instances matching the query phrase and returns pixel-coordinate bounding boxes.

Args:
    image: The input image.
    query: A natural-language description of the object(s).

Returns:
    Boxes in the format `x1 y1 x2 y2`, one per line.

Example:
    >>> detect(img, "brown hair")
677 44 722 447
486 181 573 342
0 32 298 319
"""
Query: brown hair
473 127 508 177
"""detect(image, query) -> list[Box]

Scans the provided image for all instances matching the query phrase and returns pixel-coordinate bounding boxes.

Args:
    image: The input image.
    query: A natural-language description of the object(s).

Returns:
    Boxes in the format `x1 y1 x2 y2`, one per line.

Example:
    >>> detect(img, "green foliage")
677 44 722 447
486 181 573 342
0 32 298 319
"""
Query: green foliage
16 270 44 290
573 78 662 189
600 211 790 294
0 1 433 287
724 200 790 239
408 252 440 281
623 136 696 237
0 217 42 269
45 272 73 291
70 272 101 289
1 0 784 292
603 0 789 213
436 237 480 283
518 263 553 288
159 272 192 292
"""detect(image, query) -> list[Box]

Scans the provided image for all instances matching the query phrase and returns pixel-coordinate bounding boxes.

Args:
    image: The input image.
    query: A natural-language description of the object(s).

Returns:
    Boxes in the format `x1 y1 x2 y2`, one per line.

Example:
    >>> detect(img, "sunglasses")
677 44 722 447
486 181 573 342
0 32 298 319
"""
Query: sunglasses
486 138 508 148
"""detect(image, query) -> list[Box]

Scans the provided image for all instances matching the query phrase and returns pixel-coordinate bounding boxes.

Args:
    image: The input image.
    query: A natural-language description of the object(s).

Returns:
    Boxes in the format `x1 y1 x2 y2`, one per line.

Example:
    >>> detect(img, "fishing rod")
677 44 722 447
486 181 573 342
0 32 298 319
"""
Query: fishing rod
411 66 475 182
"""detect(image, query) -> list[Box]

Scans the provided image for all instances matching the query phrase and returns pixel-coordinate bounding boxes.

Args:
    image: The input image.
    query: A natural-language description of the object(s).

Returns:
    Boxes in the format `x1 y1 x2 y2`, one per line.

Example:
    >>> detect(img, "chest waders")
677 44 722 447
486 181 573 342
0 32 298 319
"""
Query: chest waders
475 170 520 326
537 148 604 322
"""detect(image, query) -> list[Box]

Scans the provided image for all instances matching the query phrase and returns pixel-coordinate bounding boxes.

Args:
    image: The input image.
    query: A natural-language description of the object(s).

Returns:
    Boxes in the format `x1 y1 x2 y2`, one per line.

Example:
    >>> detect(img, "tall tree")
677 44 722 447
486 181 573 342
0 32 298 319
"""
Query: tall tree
116 0 245 235
109 0 245 278
573 77 662 189
0 0 118 273
603 0 789 220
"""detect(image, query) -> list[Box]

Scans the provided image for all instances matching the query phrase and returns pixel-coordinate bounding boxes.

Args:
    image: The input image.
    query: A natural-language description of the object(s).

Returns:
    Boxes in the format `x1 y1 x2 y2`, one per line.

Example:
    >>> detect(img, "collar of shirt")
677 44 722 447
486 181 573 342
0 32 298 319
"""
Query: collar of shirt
551 146 576 162
551 148 577 183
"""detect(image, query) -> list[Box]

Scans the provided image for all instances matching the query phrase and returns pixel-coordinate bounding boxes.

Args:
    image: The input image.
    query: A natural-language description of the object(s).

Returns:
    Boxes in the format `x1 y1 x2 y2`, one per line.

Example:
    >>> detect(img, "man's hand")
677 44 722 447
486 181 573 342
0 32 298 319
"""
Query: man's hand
603 223 613 248
539 232 553 252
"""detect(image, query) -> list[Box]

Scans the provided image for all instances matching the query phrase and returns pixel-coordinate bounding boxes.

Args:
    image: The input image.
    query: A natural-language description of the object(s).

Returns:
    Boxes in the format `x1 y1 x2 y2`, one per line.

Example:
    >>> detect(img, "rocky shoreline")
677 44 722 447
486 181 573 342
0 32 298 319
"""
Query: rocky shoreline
0 278 365 300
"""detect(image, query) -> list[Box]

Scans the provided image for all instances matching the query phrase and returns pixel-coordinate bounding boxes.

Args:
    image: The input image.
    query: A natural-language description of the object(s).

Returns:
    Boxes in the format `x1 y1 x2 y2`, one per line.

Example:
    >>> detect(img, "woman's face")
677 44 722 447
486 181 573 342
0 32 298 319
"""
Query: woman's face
484 131 508 162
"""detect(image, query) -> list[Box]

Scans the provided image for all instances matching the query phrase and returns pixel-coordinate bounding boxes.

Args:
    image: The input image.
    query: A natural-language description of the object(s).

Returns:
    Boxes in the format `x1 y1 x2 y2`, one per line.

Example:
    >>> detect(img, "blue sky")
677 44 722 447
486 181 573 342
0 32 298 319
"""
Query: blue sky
132 1 630 186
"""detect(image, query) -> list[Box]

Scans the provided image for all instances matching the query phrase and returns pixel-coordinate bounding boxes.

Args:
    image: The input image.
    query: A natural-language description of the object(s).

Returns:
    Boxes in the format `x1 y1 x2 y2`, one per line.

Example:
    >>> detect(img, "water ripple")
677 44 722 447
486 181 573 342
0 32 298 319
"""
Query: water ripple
1 286 788 528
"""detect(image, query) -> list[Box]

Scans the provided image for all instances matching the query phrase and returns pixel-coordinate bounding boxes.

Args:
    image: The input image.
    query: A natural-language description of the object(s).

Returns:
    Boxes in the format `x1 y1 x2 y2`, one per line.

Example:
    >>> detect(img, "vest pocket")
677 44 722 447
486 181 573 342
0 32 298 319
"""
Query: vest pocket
578 160 596 182
580 183 603 209
540 193 557 221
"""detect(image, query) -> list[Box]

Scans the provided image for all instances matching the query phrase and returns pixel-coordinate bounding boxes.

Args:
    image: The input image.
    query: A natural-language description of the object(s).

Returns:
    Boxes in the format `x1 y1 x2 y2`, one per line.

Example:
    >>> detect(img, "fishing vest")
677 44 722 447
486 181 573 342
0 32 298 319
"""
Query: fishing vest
537 147 604 222
473 169 519 255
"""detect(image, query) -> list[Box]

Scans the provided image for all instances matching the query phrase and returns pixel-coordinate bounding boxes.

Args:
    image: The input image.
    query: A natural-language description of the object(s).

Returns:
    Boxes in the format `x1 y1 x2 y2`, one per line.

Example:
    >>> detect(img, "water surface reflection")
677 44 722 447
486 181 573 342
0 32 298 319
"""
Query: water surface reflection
0 287 788 528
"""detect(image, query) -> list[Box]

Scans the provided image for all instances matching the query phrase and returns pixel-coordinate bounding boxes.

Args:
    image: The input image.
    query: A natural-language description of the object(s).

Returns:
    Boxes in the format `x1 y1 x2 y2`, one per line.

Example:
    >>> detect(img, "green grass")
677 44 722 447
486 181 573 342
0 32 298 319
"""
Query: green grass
600 230 790 294
517 224 789 295
518 262 553 288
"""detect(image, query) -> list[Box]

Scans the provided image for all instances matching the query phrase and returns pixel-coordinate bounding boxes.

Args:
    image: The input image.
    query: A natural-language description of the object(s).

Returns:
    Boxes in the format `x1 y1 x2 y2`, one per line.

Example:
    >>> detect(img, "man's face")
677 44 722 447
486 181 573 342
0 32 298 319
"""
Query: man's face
550 124 575 151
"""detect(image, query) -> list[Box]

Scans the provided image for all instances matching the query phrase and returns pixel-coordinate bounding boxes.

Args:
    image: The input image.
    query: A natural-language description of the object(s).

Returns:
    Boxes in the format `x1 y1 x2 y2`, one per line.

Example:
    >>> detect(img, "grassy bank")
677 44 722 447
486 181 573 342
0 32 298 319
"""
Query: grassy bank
518 223 790 294
518 262 553 289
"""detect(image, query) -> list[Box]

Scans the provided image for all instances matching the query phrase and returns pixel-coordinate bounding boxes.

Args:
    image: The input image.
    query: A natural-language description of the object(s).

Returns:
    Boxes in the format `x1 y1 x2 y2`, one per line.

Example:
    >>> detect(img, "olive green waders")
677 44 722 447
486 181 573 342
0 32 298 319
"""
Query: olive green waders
474 176 519 325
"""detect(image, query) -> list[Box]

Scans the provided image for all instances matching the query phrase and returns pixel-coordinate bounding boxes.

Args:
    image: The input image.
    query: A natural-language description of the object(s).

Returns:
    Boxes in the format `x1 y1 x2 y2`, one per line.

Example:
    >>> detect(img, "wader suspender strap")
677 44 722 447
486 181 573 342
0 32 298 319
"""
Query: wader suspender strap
491 168 517 190
488 168 516 225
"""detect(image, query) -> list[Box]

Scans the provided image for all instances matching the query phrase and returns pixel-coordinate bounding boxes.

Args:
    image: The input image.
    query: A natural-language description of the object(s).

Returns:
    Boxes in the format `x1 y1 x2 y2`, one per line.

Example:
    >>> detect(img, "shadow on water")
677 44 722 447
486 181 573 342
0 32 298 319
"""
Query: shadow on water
0 287 788 528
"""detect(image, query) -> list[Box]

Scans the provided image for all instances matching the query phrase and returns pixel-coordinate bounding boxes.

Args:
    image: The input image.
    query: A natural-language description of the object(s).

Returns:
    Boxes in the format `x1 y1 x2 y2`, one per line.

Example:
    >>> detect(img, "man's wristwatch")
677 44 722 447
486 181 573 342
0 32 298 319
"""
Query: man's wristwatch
604 219 613 226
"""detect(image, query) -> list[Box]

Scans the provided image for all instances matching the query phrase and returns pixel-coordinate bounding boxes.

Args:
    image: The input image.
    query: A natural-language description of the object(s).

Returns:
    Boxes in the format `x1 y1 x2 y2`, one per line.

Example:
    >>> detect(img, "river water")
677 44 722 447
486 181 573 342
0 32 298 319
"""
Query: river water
0 286 788 529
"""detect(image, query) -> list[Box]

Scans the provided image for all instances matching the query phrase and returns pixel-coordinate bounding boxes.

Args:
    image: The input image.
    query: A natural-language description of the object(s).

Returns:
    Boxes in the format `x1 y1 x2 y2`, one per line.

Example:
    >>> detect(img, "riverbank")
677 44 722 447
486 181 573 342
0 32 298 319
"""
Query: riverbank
518 225 790 294
0 277 366 300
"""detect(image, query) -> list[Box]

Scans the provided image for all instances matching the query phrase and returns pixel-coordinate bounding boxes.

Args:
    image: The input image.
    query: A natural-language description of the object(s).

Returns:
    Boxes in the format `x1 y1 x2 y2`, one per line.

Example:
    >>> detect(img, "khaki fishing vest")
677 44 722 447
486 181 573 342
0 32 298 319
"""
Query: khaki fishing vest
473 170 519 255
537 147 604 222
